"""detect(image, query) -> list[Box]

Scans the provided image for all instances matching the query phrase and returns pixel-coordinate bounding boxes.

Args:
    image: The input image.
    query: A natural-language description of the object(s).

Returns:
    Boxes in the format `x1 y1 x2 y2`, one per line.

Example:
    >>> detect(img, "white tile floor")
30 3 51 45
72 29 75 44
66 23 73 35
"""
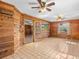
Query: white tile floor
3 38 79 59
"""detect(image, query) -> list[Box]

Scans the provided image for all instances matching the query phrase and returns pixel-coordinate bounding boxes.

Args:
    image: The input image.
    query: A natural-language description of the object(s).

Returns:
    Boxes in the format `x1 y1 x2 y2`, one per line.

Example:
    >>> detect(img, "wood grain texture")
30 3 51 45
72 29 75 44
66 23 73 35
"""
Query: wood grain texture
0 13 14 58
50 20 79 40
34 20 50 42
0 1 22 58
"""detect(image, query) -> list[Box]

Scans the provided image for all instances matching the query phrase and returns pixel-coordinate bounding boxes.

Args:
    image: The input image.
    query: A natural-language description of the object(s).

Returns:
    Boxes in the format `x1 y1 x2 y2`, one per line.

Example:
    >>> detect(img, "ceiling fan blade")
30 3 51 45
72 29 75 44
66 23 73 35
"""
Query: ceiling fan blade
31 7 40 8
39 10 42 13
29 3 38 5
37 0 42 7
47 2 55 7
46 8 51 11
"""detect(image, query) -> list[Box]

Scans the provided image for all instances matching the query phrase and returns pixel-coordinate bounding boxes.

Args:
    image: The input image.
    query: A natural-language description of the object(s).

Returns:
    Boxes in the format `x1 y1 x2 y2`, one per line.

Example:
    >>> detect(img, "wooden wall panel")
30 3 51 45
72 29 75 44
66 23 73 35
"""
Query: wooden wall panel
70 21 79 39
0 1 23 58
34 20 50 41
0 13 14 58
0 1 50 58
50 23 58 37
14 10 23 50
0 1 14 12
23 13 50 42
50 20 79 40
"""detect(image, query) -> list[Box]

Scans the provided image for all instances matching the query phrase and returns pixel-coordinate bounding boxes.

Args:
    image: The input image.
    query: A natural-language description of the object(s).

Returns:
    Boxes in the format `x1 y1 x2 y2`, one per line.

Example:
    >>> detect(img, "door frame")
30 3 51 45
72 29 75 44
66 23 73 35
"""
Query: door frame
23 19 35 44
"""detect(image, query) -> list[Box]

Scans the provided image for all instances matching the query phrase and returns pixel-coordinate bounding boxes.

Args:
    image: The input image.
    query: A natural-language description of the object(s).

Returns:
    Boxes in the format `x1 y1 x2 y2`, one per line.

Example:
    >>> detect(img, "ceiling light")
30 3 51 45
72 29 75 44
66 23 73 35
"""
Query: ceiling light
40 7 46 12
56 14 64 21
42 0 46 2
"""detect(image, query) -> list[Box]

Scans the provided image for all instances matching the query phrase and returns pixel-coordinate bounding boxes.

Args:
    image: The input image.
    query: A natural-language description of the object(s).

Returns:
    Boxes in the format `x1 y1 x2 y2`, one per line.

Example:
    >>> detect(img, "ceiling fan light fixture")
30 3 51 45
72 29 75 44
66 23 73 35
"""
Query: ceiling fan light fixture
56 14 64 21
40 7 46 12
30 0 55 13
42 0 46 2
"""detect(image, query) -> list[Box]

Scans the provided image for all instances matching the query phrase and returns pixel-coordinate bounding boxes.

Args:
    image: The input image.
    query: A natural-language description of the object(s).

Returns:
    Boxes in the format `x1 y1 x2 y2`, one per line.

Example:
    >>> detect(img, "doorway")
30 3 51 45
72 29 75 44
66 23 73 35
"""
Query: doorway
24 19 33 44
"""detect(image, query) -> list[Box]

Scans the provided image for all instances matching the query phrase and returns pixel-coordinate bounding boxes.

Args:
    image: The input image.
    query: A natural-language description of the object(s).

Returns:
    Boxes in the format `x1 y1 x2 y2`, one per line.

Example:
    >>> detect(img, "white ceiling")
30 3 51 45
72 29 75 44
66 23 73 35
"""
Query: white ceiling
2 0 79 22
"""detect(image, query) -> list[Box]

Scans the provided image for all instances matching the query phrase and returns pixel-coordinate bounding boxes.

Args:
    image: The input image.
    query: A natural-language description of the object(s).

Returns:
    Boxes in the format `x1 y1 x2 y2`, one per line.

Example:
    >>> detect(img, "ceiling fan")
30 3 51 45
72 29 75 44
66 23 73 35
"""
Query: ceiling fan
29 0 55 13
54 14 65 21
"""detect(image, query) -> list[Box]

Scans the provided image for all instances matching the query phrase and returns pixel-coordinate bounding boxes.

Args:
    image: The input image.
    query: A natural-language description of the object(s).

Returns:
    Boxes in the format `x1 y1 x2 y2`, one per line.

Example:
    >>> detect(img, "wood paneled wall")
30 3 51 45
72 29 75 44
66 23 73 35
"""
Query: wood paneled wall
23 13 50 42
0 1 14 58
70 20 79 39
34 20 50 41
0 13 14 58
13 7 24 50
0 1 50 58
0 1 23 58
50 20 79 40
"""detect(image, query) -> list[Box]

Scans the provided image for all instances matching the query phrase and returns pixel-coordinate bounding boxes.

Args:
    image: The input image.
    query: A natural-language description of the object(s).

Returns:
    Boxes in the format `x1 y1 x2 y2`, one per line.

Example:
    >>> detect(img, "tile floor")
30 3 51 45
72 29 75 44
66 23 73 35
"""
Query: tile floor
3 38 79 59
